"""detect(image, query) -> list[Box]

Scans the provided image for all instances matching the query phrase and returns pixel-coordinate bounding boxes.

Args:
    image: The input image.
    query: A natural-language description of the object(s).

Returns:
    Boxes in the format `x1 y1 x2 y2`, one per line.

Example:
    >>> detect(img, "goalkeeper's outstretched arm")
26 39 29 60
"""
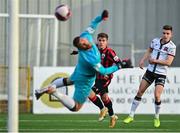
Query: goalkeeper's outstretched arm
93 63 119 75
85 10 109 35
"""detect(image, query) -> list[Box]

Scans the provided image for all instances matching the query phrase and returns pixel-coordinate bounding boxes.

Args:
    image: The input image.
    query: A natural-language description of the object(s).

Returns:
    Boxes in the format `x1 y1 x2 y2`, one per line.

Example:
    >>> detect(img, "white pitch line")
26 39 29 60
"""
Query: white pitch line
0 119 177 123
0 128 179 132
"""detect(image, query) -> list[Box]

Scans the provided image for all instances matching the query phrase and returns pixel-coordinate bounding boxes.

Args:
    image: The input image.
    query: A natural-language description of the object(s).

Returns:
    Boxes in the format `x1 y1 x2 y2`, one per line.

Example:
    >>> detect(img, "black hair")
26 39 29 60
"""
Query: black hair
97 33 108 40
73 36 80 47
163 25 173 31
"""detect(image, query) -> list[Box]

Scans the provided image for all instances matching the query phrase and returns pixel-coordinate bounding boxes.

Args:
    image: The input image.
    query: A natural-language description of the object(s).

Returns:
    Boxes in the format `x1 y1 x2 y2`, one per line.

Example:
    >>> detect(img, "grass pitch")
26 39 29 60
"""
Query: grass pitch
0 113 180 132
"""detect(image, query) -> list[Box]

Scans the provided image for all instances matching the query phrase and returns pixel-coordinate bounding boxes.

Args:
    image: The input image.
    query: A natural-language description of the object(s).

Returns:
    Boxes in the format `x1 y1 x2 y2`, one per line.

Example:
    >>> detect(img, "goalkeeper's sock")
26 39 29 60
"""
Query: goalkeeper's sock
89 95 104 110
104 98 114 116
129 96 141 118
51 78 65 88
154 100 161 119
52 90 75 110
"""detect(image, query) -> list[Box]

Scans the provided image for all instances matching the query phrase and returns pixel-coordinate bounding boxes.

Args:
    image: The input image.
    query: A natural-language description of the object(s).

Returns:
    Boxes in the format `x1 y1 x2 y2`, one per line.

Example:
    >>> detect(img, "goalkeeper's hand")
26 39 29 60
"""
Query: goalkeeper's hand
121 58 133 68
101 10 109 21
115 58 133 69
116 61 122 69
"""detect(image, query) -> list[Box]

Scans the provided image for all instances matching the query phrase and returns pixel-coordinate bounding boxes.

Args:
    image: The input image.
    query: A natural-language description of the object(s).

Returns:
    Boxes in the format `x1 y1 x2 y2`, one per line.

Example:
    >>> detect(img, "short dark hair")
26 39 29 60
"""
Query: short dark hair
163 25 173 31
97 33 108 40
73 36 80 47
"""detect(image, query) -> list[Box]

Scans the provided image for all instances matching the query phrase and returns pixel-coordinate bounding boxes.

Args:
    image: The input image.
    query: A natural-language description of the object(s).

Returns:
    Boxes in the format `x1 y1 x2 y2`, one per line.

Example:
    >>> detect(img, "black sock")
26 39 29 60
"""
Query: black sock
155 100 161 105
89 96 104 110
104 100 114 116
135 95 142 101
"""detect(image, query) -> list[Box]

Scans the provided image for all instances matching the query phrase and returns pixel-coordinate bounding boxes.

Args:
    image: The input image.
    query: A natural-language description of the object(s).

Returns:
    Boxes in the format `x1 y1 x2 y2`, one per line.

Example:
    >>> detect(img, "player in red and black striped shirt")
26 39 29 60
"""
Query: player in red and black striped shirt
88 33 120 128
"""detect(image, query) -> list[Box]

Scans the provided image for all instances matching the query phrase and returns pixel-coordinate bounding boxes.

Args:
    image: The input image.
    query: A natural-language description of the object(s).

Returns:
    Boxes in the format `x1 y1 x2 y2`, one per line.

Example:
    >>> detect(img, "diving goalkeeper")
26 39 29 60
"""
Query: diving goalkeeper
35 10 122 113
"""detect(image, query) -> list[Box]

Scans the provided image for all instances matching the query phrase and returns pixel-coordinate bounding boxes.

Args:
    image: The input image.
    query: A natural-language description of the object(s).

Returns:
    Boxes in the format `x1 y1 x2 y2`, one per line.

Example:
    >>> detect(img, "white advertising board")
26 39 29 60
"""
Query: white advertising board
33 67 180 114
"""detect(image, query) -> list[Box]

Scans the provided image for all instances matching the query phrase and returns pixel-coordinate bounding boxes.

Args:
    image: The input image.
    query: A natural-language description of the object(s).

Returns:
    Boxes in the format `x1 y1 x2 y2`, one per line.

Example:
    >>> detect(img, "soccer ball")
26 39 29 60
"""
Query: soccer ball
54 4 71 21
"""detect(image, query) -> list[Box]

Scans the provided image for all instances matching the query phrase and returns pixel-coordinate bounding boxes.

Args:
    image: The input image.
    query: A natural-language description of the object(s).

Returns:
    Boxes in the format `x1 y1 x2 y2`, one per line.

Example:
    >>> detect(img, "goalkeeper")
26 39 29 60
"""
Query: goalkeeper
35 10 122 114
71 32 133 128
72 32 132 128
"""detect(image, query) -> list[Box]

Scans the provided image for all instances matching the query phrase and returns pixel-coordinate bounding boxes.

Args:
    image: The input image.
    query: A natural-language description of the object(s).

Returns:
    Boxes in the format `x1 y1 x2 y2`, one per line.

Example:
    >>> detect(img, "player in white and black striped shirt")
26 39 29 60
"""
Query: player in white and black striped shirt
123 25 176 128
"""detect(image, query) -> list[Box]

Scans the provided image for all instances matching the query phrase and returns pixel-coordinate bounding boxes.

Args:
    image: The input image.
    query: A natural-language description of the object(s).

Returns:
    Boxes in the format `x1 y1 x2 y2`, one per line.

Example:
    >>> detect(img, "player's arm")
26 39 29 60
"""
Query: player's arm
109 49 121 64
139 47 152 69
149 55 174 66
109 50 133 68
85 10 108 35
108 50 124 68
93 63 119 75
149 45 176 66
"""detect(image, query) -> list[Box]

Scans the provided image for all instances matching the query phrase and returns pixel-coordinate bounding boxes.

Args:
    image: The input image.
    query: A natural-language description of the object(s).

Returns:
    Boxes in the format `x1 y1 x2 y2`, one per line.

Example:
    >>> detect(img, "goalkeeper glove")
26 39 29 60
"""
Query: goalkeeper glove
121 58 133 68
115 58 133 69
115 60 122 69
101 10 109 21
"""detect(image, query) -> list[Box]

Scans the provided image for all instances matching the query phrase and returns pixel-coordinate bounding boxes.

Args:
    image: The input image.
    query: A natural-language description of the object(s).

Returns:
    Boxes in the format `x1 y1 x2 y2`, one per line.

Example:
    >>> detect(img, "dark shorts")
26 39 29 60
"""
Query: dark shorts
142 70 166 86
92 79 111 96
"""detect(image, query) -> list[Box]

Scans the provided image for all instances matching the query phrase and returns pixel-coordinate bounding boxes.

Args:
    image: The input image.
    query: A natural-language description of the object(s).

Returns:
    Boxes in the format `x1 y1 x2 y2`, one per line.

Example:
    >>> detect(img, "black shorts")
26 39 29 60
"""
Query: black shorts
142 70 166 86
92 79 111 96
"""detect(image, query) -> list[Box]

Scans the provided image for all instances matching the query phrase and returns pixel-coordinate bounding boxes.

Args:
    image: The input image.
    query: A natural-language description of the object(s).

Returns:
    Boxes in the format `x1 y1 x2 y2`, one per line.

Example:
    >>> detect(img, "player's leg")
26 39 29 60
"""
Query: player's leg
53 92 84 111
89 86 108 122
35 77 73 100
88 89 108 121
34 77 83 111
51 87 78 111
123 79 151 124
51 77 73 87
101 93 118 128
48 79 92 112
153 85 163 127
124 70 154 124
89 86 104 111
153 76 166 127
101 93 113 117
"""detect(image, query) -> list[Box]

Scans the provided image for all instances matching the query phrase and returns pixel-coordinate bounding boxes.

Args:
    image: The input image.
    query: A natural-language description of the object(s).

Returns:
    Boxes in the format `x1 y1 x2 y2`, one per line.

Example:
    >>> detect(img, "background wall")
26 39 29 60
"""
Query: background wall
0 0 180 67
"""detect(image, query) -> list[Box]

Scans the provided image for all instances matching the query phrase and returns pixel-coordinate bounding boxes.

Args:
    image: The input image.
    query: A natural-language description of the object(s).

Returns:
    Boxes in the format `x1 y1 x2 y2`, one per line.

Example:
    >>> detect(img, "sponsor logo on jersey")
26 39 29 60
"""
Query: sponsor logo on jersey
86 27 95 34
163 47 168 52
102 54 105 59
113 56 119 61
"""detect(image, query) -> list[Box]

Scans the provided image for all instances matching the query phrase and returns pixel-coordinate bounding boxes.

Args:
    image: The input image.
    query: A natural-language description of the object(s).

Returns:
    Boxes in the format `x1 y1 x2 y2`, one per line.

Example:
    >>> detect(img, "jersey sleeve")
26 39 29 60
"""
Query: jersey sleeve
109 49 120 63
93 63 119 75
150 39 155 49
85 16 102 35
168 45 176 56
80 16 103 43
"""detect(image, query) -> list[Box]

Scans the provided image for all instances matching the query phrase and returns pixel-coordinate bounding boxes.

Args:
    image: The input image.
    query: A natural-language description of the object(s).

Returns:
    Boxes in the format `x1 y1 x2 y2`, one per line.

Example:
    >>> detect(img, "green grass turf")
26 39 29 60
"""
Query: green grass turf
0 113 180 132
